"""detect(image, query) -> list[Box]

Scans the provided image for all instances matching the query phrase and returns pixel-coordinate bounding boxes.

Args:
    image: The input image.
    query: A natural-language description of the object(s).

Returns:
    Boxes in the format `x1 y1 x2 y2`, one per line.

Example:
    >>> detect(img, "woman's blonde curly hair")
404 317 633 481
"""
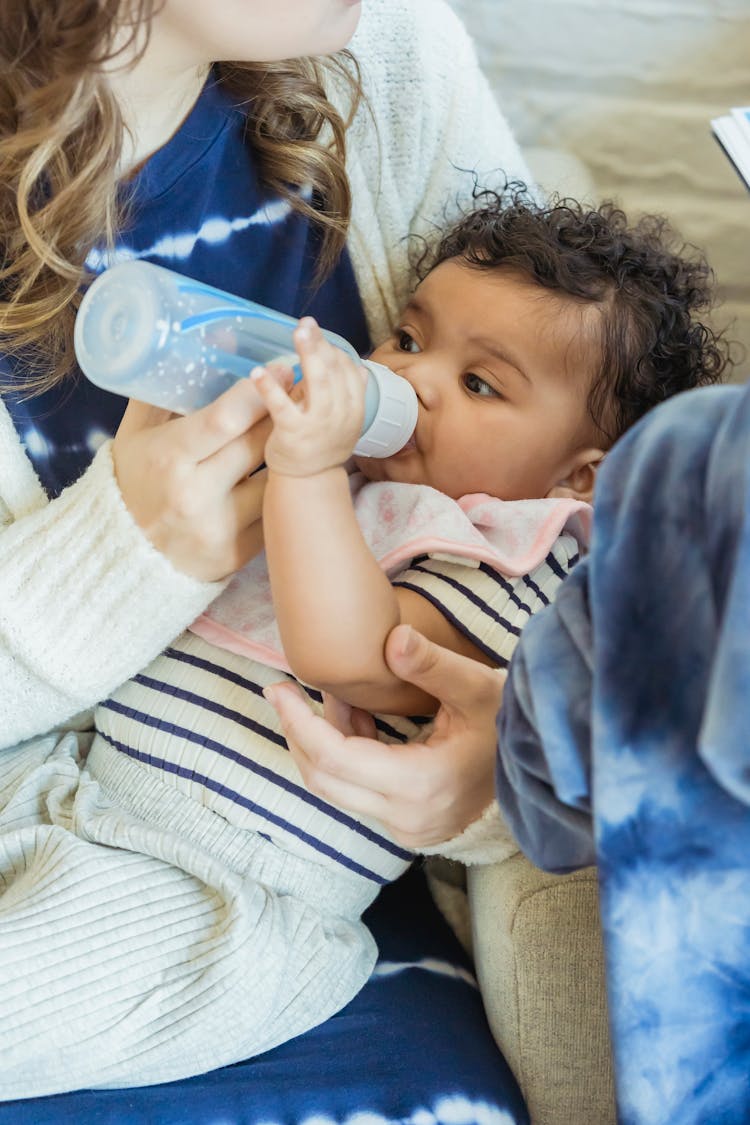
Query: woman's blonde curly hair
0 0 361 393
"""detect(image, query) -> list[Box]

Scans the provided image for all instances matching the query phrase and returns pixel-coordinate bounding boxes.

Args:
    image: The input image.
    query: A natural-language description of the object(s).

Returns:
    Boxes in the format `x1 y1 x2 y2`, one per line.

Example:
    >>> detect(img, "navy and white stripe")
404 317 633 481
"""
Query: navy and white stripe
394 537 580 668
95 536 579 889
95 631 415 886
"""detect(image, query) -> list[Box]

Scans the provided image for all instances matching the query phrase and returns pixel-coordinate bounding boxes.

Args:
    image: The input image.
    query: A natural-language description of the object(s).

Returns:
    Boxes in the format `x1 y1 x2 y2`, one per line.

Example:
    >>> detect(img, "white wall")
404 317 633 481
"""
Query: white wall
448 0 750 378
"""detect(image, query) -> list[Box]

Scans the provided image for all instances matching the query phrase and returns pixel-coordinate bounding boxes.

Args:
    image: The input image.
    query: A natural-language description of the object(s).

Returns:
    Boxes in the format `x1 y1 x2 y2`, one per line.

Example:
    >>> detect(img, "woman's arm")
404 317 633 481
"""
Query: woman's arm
0 377 271 749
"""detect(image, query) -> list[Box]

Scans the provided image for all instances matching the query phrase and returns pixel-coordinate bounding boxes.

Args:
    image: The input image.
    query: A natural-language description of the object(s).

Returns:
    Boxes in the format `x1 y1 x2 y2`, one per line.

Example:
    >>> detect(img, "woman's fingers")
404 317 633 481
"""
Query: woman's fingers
182 377 273 462
266 681 454 847
321 692 378 739
199 415 272 490
116 377 271 462
195 362 296 489
111 375 277 581
267 682 393 794
384 625 506 721
231 467 268 531
319 692 357 736
264 629 504 848
232 517 266 572
271 685 454 845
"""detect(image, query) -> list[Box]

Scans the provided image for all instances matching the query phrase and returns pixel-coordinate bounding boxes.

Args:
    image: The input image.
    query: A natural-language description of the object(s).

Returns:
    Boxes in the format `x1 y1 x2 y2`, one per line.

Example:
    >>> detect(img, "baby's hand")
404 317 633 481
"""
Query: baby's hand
251 318 366 477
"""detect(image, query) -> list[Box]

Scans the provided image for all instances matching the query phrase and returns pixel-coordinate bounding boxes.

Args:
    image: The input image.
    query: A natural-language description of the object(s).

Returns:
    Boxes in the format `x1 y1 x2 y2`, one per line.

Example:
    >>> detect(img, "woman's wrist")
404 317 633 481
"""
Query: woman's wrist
420 800 519 866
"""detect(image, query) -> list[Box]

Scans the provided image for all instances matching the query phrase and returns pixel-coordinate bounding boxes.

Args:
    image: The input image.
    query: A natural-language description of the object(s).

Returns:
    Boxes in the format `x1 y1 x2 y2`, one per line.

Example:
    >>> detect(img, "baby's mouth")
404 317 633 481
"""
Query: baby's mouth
396 430 418 455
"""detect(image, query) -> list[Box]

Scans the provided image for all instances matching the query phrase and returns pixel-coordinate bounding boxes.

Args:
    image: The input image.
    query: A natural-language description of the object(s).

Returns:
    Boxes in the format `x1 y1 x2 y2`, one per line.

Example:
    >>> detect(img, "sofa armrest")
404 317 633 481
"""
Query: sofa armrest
468 854 616 1125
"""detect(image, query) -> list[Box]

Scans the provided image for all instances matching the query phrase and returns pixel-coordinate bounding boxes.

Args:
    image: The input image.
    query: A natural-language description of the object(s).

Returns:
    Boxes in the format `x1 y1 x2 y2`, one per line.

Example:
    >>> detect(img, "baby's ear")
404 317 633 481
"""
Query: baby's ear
546 448 605 505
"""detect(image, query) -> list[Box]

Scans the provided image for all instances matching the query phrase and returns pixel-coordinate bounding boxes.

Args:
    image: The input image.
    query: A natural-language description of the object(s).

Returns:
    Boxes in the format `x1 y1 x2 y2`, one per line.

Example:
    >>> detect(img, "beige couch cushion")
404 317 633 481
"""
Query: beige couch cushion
469 855 616 1125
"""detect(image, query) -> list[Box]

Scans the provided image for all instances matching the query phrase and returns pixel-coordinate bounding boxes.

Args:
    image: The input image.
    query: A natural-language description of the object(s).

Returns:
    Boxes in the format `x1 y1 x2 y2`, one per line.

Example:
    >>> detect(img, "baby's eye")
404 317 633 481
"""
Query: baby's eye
464 373 500 397
397 330 421 354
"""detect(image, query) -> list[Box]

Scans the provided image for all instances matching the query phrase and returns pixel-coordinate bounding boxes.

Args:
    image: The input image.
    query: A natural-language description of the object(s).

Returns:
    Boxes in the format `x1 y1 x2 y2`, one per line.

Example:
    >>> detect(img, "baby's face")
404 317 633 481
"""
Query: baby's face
355 259 605 503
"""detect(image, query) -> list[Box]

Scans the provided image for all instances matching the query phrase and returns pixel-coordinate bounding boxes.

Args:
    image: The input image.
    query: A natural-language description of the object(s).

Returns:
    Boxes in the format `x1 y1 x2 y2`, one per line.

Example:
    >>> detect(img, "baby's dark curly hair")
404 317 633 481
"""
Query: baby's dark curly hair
421 189 729 442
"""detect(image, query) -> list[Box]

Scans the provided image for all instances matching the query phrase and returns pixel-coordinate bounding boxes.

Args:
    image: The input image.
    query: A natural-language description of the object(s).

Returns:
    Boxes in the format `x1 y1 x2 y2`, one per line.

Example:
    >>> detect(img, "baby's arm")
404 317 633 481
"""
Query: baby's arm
254 320 490 716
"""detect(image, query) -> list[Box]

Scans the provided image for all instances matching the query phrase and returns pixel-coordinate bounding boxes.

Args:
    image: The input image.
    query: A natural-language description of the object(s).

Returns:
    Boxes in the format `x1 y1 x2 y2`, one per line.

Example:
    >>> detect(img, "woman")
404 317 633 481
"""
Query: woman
0 0 530 1116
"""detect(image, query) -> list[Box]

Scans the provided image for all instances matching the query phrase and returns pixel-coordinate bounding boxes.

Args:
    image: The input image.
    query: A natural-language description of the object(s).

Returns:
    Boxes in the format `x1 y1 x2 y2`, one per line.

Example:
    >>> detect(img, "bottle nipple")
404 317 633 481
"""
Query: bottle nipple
354 360 418 458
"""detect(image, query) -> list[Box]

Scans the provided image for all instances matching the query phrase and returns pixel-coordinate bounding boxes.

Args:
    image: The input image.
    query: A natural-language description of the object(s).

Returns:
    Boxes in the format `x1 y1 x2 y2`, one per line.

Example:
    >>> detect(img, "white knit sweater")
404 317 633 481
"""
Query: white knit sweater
0 0 530 755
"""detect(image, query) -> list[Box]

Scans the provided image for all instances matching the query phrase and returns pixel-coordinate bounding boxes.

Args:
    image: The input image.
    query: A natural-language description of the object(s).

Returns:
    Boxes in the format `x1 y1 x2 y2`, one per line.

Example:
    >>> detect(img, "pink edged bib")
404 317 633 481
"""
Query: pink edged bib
190 475 591 673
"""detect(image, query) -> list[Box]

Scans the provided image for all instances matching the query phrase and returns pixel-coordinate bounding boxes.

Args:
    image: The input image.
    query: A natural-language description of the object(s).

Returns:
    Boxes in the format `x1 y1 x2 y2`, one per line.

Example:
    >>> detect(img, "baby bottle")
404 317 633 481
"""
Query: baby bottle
73 260 418 458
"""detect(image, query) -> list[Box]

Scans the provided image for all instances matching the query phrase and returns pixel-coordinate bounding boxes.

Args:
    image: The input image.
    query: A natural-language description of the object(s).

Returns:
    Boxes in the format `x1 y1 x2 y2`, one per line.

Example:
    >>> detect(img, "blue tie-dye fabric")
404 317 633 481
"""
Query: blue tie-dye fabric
496 382 750 1123
4 72 371 498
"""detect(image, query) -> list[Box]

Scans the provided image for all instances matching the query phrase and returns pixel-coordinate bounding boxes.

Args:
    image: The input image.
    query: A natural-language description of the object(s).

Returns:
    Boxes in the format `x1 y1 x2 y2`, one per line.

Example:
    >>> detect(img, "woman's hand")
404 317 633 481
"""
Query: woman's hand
264 624 505 848
251 317 365 477
112 375 279 581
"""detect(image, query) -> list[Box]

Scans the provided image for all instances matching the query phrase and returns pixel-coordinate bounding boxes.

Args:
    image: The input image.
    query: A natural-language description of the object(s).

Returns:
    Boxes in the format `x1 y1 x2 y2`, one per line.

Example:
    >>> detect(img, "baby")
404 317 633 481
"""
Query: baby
90 193 726 1070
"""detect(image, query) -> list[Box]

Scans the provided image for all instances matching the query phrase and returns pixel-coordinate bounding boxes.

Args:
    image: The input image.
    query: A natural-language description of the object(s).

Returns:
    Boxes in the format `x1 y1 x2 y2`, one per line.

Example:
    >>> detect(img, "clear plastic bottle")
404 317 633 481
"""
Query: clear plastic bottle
74 260 418 458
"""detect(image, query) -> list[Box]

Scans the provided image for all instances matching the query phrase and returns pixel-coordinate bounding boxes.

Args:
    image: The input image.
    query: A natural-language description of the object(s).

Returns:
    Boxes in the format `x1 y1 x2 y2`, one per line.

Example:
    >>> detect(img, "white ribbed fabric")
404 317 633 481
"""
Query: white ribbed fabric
0 732 376 1099
342 0 532 348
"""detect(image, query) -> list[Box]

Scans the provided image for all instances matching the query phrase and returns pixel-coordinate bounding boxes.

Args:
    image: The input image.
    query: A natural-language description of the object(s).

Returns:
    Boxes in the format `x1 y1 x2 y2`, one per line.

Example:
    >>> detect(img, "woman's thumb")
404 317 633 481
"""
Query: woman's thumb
384 624 499 715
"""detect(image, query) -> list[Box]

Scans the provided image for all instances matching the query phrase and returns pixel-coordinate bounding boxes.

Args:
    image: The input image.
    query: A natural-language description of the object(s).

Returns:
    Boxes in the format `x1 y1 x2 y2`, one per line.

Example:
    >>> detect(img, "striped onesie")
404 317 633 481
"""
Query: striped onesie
88 482 586 1059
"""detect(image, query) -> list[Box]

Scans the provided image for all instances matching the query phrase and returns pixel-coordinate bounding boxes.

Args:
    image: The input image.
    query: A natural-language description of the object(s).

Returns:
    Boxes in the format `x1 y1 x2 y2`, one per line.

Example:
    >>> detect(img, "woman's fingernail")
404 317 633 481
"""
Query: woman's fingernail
398 625 416 657
263 685 279 706
250 366 267 381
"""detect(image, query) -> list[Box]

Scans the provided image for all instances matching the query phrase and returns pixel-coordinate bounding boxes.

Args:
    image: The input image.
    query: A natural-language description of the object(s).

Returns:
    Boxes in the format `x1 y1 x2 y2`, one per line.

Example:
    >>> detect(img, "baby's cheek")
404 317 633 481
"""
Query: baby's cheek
368 342 394 367
352 454 385 482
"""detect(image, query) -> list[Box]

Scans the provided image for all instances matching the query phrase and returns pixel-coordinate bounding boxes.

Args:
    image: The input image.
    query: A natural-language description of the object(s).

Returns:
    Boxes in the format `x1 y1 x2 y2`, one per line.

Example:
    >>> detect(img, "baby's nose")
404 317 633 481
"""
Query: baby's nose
401 357 440 409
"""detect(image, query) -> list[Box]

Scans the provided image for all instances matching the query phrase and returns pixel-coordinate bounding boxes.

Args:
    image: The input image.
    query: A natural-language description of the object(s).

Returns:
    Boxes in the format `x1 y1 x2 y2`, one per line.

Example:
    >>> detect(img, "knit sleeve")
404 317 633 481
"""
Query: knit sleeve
342 0 534 346
0 440 223 750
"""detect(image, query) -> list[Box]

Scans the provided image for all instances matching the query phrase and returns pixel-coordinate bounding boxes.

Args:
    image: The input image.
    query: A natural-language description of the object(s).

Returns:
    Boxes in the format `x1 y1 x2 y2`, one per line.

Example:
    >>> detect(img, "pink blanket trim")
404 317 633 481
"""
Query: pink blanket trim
190 477 592 673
